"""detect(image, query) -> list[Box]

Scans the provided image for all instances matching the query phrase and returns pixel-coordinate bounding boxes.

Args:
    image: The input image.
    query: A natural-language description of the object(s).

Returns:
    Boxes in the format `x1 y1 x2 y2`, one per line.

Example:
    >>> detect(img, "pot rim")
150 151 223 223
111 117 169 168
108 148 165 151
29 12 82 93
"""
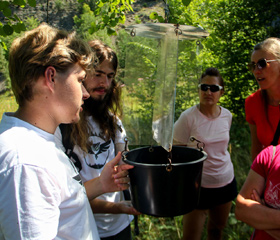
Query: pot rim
122 146 208 167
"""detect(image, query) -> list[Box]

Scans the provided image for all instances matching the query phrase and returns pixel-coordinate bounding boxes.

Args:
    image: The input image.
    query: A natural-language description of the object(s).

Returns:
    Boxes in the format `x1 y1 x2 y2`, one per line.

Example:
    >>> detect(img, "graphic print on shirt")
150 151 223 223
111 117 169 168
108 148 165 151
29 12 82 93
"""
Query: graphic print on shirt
265 180 280 209
85 131 112 169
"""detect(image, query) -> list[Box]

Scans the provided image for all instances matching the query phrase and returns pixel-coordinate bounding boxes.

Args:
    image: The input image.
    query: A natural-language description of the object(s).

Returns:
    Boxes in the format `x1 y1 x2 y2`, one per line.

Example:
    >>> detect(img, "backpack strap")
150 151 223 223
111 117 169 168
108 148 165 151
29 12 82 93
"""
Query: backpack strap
59 124 82 172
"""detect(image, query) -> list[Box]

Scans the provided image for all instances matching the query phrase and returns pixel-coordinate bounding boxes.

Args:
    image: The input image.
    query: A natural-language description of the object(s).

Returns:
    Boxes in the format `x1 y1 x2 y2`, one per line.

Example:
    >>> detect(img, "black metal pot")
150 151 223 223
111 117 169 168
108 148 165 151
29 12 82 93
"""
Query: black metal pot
122 145 207 217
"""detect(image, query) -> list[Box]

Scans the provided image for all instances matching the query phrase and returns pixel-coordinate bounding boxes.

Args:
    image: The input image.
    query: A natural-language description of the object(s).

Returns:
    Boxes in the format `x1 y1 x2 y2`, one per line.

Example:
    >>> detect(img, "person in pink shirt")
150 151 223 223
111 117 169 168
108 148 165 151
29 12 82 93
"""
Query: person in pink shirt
245 38 280 160
235 145 280 240
173 67 237 240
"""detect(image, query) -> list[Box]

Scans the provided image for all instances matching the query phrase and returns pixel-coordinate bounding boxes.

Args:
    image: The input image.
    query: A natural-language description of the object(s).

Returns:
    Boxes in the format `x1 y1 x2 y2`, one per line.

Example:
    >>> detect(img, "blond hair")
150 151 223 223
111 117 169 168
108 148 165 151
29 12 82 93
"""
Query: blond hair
9 23 95 106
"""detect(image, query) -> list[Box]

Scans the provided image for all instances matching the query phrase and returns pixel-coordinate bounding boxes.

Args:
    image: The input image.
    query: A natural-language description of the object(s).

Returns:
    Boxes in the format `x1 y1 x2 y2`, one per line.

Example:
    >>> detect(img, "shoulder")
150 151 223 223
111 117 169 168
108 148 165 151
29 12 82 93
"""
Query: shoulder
245 89 262 105
174 106 198 130
252 145 275 172
179 105 198 118
220 106 232 119
220 106 232 115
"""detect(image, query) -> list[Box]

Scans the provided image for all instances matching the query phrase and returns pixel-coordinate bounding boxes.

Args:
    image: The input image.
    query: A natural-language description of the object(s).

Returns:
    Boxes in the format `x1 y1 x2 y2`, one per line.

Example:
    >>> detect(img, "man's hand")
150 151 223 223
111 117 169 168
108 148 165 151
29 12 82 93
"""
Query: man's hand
84 152 134 200
114 201 141 215
100 152 134 193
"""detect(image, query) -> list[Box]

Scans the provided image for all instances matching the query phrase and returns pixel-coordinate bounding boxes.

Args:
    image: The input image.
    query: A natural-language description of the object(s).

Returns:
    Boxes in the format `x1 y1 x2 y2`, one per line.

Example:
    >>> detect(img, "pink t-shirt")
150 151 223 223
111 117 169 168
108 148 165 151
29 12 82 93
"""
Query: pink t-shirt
251 145 280 240
245 89 280 148
173 105 234 188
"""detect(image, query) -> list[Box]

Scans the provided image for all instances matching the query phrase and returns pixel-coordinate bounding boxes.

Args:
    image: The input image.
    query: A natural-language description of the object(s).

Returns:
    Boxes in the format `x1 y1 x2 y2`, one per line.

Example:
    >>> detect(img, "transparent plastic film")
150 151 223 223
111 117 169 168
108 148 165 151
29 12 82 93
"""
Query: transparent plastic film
122 36 159 147
122 23 209 149
152 30 179 152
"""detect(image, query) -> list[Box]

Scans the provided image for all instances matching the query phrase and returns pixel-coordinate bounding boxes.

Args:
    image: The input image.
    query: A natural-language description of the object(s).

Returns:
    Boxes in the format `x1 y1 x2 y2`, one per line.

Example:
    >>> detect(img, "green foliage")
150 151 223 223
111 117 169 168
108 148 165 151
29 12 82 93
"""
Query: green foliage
0 16 39 90
77 0 134 36
150 0 194 25
132 216 183 240
0 0 36 36
54 0 65 11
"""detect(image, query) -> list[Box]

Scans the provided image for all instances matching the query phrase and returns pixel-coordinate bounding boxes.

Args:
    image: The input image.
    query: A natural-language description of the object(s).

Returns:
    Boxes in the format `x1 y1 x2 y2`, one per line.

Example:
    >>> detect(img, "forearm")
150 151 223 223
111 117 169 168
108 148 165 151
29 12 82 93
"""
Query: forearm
90 198 121 214
236 195 280 230
84 177 104 201
266 229 280 240
90 197 141 215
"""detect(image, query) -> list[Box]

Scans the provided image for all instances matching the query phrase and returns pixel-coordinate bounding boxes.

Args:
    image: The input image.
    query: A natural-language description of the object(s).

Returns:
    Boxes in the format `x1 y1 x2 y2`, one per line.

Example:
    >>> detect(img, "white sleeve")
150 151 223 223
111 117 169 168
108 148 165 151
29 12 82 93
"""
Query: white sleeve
173 111 191 145
0 164 61 240
114 118 127 154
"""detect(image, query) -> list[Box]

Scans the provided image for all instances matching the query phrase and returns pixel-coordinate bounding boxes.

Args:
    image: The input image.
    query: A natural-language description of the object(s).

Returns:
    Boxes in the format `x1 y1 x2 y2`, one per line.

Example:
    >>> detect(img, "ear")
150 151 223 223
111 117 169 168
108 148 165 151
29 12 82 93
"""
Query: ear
44 66 57 92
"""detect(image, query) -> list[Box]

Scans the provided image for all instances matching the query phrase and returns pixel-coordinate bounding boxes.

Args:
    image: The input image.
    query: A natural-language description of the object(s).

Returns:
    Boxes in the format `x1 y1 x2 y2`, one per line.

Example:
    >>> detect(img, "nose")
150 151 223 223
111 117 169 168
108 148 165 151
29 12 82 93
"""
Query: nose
206 88 212 94
253 67 262 77
82 84 90 100
100 74 110 87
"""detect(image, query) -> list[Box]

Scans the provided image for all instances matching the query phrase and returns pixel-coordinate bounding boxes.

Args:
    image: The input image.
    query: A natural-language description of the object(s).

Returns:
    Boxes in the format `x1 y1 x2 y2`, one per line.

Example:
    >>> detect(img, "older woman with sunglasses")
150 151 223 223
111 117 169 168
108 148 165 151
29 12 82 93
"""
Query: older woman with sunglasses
234 38 280 240
246 38 280 161
173 67 237 240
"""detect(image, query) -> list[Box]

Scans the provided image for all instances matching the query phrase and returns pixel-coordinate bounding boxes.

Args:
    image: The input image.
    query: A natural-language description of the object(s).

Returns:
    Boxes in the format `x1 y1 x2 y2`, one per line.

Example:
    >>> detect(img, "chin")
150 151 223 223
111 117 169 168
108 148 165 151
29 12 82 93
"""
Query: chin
92 94 105 101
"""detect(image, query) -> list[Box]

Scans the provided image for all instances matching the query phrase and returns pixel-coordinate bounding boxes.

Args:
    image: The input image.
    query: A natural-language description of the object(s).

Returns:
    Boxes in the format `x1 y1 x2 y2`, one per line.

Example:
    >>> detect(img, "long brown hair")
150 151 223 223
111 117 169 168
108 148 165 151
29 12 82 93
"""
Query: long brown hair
70 40 122 152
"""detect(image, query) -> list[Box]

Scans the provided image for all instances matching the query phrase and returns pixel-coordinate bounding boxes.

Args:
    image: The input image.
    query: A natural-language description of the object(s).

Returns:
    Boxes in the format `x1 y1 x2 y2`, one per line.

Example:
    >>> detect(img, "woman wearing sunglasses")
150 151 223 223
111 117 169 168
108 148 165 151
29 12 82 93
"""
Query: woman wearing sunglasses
246 37 280 161
173 67 237 240
235 38 280 240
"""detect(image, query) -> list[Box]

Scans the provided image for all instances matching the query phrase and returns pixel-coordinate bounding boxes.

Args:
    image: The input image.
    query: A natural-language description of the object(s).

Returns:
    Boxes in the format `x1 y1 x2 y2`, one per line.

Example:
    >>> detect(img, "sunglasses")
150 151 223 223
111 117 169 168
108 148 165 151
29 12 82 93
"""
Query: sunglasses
198 84 223 92
248 58 280 72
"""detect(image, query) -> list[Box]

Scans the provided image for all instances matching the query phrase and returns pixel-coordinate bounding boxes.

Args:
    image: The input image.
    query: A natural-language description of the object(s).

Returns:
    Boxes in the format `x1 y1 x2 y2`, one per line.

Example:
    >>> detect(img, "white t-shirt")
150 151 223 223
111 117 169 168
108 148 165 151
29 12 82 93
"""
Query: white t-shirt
55 116 133 238
0 113 99 240
173 105 234 188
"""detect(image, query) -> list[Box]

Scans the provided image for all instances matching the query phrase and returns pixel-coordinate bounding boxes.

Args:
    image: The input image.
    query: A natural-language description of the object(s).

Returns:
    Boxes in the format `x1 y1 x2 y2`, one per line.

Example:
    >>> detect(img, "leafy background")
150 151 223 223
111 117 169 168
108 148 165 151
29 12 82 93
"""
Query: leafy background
1 0 280 239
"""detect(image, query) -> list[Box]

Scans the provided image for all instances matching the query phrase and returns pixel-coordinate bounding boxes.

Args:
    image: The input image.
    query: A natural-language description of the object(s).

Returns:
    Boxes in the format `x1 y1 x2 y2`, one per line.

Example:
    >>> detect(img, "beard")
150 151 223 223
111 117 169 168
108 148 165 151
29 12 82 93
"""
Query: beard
83 87 113 121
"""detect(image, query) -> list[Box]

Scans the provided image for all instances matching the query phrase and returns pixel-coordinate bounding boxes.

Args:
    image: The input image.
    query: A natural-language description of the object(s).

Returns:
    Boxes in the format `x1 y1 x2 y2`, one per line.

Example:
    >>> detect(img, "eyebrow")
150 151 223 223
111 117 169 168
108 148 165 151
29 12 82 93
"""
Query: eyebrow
95 70 115 75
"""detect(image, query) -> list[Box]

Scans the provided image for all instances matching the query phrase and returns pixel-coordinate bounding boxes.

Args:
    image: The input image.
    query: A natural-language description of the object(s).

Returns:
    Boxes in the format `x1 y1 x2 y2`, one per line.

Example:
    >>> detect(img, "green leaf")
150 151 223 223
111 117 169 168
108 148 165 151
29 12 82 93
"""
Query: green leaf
97 1 104 8
0 1 9 10
13 22 26 33
13 0 26 7
149 12 158 20
157 16 165 23
13 14 21 21
103 15 109 24
110 19 117 27
27 0 36 7
88 21 99 34
119 14 126 24
3 7 12 17
3 24 14 35
0 26 7 37
182 0 192 7
106 27 116 35
0 40 7 50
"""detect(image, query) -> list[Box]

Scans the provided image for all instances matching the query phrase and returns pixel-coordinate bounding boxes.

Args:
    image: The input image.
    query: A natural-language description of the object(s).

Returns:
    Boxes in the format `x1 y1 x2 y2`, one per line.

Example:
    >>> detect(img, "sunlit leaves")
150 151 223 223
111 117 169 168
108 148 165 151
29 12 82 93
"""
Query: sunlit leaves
0 0 36 36
182 0 192 7
27 0 36 7
88 0 134 35
13 0 26 7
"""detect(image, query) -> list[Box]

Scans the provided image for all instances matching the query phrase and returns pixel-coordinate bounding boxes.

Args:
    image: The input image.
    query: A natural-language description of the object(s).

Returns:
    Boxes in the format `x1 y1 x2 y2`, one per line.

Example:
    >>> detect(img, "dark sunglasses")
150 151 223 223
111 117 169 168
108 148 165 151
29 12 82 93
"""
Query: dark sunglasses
198 84 223 92
248 58 280 72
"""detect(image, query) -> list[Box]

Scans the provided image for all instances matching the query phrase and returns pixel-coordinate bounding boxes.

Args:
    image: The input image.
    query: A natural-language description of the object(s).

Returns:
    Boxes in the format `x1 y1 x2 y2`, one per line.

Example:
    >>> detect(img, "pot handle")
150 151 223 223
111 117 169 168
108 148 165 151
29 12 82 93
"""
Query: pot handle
121 137 129 160
189 136 205 151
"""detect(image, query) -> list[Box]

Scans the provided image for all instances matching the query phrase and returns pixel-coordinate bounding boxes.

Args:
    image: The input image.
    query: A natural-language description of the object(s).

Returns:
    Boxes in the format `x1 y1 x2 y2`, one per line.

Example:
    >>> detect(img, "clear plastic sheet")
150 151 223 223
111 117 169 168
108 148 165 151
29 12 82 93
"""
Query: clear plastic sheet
122 24 209 151
152 30 179 151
